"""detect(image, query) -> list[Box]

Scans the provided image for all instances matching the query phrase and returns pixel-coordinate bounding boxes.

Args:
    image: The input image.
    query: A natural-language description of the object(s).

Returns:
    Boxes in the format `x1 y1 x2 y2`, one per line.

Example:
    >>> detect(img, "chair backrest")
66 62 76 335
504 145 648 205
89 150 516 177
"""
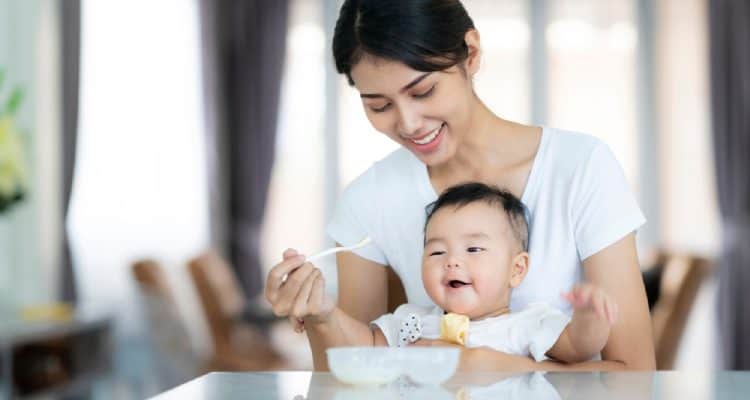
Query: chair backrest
650 254 711 369
188 250 246 356
133 259 174 301
131 259 201 382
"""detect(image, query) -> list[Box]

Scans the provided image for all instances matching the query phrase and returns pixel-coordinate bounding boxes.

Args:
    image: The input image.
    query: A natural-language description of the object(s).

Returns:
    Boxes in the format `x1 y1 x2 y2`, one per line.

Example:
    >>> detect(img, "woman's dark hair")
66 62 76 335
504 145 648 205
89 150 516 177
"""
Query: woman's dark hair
424 182 530 252
333 0 476 85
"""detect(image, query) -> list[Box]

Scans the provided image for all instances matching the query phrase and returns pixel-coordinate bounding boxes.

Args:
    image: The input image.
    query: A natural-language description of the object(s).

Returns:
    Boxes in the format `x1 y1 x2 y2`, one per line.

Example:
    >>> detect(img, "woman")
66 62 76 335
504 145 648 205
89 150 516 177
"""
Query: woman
266 0 655 371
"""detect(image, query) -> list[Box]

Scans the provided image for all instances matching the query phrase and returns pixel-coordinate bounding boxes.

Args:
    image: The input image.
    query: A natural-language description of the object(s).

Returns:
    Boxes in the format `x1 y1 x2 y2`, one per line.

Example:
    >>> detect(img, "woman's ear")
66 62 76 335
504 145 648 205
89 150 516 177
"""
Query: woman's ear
509 252 529 288
463 29 482 76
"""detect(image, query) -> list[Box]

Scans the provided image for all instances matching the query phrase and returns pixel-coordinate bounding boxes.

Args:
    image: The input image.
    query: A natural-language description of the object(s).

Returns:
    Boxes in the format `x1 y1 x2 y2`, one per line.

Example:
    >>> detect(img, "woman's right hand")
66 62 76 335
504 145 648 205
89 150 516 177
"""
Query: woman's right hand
264 248 335 332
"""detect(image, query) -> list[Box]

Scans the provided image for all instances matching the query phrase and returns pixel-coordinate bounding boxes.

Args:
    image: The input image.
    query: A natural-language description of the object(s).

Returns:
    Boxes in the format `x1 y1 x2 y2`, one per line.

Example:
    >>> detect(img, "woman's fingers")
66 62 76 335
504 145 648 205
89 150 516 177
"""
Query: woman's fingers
290 316 305 333
309 273 325 315
265 253 306 302
270 263 315 316
291 268 320 319
283 248 299 260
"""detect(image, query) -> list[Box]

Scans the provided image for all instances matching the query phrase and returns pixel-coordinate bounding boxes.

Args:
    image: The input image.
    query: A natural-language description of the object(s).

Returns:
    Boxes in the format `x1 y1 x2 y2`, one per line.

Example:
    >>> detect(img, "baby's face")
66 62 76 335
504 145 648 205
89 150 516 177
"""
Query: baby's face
422 202 526 320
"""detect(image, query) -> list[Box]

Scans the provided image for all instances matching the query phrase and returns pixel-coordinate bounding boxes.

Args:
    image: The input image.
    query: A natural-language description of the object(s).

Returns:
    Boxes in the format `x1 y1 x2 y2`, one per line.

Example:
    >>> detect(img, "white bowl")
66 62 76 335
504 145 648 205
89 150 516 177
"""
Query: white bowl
326 347 460 386
397 347 460 385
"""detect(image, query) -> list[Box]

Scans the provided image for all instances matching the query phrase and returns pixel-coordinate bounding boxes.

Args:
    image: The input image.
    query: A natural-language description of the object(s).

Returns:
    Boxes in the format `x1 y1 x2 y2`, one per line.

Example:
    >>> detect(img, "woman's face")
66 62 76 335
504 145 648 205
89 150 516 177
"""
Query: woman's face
349 56 477 167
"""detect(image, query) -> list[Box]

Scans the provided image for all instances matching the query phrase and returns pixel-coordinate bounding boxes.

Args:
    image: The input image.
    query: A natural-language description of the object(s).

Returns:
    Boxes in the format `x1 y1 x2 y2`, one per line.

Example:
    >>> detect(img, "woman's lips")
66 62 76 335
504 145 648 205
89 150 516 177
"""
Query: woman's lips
406 123 445 154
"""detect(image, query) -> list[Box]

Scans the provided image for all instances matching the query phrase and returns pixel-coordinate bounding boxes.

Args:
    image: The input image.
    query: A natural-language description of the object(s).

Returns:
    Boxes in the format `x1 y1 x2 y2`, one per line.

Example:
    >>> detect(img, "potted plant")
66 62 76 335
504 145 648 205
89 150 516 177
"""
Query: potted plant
0 67 27 214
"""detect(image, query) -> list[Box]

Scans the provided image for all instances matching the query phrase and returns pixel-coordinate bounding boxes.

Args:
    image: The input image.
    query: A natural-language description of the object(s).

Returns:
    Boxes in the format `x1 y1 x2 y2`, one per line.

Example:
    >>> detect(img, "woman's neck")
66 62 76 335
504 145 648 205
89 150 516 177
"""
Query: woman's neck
432 98 528 180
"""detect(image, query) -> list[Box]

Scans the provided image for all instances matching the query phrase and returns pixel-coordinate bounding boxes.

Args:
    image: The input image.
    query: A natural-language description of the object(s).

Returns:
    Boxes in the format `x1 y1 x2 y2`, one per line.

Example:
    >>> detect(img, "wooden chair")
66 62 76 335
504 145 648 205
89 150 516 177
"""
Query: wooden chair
649 254 712 369
187 250 286 371
131 260 203 384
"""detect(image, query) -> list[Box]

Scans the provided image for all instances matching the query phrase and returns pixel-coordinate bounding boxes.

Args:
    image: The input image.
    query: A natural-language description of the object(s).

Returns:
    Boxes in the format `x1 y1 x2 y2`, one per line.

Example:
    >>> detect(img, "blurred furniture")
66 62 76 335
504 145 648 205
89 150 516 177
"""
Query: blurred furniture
132 260 203 386
0 310 112 398
647 253 712 369
188 250 286 371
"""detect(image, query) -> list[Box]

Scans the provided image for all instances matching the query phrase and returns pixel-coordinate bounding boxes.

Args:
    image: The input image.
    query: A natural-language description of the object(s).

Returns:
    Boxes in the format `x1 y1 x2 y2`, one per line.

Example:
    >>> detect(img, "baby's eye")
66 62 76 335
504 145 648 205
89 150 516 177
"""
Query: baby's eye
429 251 445 256
467 247 484 253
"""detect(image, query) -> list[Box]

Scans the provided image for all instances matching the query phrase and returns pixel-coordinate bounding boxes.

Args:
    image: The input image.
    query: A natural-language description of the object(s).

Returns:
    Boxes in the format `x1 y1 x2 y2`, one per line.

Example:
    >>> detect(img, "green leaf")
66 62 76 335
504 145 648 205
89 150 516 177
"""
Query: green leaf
5 87 23 116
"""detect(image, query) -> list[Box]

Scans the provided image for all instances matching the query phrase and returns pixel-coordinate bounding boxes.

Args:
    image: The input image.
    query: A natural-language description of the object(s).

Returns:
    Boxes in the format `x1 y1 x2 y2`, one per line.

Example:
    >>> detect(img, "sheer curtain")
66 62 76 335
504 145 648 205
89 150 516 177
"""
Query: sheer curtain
68 0 209 335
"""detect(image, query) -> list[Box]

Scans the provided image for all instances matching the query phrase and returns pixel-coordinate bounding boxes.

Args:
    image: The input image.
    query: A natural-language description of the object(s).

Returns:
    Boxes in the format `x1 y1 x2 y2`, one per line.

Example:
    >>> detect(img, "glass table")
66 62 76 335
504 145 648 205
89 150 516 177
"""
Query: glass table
150 370 750 399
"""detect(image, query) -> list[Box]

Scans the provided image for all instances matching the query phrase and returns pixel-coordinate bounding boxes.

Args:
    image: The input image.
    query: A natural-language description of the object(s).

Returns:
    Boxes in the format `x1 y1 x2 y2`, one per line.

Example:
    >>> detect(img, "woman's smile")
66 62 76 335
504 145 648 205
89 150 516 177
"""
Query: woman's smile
405 122 446 155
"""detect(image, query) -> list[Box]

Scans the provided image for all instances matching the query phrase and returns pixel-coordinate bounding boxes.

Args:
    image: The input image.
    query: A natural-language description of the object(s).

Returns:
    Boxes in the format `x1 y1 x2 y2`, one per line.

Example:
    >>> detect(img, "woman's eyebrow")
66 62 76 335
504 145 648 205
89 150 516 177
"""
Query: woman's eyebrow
360 72 432 99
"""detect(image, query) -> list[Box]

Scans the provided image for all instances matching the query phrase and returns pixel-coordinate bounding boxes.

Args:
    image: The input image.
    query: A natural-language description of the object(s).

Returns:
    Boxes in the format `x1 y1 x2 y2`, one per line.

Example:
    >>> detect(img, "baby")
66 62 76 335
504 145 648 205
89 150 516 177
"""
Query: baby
271 182 616 363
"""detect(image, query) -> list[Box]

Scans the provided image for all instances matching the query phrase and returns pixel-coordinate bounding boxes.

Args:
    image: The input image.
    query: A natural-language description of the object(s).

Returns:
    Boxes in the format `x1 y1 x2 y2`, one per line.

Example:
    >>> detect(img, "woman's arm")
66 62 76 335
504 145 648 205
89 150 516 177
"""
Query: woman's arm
582 233 656 369
307 250 389 371
307 307 388 349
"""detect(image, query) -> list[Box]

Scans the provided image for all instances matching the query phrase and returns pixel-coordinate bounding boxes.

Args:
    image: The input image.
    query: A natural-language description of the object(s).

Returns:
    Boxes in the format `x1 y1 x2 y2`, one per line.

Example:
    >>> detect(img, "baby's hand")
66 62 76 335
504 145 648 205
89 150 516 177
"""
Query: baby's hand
562 283 618 325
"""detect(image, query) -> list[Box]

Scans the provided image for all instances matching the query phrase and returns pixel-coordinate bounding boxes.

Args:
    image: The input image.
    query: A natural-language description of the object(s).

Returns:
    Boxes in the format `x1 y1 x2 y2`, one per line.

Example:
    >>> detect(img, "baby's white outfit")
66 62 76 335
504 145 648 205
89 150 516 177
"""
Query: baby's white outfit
371 302 570 362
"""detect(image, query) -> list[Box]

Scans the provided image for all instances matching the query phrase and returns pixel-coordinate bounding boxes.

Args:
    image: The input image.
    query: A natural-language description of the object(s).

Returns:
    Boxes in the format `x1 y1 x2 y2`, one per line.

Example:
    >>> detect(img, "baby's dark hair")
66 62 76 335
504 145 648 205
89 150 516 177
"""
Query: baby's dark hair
424 182 530 252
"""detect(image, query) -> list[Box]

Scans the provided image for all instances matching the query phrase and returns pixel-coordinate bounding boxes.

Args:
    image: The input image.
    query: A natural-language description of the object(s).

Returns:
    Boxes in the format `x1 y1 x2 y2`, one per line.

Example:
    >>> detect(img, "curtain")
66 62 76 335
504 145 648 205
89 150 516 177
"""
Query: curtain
199 0 289 298
59 0 81 303
708 0 750 369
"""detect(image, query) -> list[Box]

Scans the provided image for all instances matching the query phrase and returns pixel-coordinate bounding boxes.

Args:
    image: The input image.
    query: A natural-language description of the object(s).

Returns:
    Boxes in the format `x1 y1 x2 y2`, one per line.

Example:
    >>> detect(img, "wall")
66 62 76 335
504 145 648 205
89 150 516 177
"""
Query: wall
0 0 60 309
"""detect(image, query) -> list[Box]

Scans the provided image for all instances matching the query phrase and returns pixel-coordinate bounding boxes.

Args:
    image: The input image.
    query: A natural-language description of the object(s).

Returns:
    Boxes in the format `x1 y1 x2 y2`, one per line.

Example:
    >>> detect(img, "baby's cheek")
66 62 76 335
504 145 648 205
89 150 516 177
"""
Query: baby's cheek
473 279 506 299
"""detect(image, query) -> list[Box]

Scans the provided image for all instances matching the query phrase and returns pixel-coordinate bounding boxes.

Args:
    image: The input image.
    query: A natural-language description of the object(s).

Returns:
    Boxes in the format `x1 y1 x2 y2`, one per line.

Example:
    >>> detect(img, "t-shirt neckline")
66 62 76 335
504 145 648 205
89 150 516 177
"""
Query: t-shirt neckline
414 126 549 205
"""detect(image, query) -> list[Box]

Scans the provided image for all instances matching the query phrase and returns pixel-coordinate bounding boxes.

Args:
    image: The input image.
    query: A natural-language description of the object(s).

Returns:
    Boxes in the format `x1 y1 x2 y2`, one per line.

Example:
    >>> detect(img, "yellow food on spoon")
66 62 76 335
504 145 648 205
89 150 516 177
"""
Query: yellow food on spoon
440 312 469 345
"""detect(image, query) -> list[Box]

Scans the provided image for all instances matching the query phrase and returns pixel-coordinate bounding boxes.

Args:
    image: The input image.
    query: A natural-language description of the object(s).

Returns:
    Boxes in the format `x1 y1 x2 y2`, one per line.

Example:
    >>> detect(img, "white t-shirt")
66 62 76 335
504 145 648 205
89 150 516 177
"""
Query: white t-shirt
371 302 571 361
326 127 646 314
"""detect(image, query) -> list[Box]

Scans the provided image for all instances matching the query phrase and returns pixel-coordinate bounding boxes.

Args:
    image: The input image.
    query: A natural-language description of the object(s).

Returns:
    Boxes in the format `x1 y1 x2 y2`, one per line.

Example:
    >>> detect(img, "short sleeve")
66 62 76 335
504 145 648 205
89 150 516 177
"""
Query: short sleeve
325 168 388 265
371 304 432 347
571 143 646 260
525 303 571 362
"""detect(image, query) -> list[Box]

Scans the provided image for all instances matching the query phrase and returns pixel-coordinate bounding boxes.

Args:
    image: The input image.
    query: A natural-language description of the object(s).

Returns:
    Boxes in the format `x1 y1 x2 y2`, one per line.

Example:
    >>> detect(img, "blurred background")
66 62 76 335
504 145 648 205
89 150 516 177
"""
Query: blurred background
0 0 748 398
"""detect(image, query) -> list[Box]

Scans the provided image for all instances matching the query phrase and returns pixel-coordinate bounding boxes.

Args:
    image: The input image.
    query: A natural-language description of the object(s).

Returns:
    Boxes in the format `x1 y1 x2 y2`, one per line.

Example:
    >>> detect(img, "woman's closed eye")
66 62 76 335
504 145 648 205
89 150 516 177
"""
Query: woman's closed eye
412 84 436 99
370 102 391 113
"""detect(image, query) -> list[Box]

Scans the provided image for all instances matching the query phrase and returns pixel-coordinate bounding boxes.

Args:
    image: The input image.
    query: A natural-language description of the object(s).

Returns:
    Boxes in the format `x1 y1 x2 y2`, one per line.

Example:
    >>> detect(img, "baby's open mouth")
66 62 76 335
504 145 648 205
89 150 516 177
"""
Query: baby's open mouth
448 280 471 288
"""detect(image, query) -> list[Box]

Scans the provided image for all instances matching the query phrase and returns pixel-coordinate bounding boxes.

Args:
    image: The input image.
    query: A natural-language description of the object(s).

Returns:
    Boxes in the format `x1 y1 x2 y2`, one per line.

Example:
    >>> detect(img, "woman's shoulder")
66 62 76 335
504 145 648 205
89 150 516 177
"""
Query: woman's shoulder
543 127 608 162
538 127 618 178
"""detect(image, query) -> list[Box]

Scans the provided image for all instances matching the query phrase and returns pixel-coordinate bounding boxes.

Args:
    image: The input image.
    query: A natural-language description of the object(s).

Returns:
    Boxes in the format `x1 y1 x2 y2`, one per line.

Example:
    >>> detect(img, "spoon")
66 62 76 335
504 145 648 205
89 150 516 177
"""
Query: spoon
306 237 372 264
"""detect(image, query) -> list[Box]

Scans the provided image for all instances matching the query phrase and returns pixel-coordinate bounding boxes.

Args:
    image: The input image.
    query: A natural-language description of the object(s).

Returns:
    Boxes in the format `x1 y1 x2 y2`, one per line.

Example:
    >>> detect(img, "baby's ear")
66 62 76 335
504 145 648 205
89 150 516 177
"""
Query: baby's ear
509 252 529 288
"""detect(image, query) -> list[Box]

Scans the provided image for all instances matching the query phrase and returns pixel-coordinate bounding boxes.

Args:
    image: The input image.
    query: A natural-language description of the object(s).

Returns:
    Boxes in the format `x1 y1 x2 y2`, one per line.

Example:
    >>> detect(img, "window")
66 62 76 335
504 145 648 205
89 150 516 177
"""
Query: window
68 0 208 333
260 0 327 277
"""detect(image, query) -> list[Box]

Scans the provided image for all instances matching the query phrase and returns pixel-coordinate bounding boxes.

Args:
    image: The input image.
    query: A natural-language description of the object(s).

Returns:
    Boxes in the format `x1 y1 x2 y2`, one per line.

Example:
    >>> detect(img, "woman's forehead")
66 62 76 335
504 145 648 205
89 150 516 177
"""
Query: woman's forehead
350 57 429 93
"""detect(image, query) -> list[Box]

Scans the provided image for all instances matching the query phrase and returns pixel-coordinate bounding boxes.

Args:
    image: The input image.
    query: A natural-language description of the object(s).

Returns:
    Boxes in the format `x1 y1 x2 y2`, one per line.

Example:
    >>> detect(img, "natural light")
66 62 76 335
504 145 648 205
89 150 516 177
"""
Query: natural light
68 0 209 335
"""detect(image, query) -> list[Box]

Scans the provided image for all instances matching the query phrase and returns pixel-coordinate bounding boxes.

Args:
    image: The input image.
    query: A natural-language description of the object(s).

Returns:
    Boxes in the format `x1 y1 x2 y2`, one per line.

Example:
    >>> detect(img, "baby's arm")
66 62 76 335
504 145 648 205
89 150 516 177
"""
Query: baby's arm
547 284 616 363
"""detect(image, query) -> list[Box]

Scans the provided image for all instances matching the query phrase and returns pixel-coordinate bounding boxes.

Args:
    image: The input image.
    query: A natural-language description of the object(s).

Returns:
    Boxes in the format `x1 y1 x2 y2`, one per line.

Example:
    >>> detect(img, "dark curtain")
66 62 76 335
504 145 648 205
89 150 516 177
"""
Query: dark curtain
60 0 81 303
199 0 289 299
709 0 750 369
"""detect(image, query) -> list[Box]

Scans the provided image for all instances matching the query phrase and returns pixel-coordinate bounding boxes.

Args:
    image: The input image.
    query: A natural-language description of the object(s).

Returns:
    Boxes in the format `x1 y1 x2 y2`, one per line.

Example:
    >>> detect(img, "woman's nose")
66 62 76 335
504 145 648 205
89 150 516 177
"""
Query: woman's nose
396 104 423 136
